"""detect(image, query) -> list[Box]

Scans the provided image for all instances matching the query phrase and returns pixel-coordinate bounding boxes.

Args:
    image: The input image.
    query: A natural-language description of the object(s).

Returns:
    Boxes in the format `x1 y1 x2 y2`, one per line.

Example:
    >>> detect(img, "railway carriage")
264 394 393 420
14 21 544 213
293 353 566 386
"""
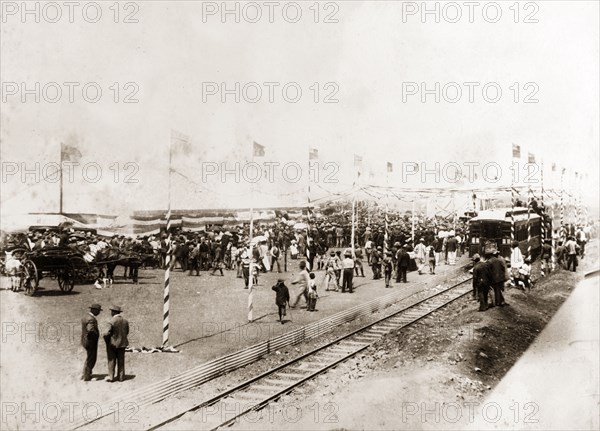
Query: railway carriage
469 207 542 260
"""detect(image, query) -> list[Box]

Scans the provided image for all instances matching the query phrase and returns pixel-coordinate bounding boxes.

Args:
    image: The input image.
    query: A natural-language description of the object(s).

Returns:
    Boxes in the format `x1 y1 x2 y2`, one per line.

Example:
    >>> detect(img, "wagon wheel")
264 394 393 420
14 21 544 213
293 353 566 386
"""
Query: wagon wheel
21 259 38 296
69 256 92 283
57 264 75 292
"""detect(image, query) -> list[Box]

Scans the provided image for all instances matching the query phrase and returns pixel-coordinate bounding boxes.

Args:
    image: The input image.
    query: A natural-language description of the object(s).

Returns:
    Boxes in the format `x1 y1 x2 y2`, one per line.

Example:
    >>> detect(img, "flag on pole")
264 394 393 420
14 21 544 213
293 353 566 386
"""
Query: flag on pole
161 130 189 350
354 154 363 180
552 163 556 172
309 148 319 160
253 141 265 157
512 144 521 158
170 130 192 157
528 152 535 163
387 162 393 173
60 142 82 162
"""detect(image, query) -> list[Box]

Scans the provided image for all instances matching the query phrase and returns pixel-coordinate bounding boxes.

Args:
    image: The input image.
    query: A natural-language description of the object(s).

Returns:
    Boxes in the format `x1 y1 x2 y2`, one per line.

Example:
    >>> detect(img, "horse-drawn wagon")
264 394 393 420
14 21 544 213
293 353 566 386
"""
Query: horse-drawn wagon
16 247 99 295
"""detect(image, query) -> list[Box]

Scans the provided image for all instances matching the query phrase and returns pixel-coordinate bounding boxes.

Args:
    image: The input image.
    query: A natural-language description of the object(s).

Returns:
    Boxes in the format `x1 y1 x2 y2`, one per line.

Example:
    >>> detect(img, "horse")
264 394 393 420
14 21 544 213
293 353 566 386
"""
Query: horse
95 248 142 284
4 251 22 292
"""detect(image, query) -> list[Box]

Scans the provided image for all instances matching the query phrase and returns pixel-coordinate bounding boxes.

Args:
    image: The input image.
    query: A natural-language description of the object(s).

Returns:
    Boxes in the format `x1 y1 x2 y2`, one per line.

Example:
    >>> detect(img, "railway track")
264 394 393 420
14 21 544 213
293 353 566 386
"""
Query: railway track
150 276 473 430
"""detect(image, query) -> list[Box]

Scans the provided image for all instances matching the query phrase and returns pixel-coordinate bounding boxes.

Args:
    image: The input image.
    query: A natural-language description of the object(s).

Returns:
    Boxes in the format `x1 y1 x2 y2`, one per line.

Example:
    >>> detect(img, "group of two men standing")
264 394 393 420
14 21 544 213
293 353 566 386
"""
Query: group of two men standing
81 304 130 382
472 250 509 311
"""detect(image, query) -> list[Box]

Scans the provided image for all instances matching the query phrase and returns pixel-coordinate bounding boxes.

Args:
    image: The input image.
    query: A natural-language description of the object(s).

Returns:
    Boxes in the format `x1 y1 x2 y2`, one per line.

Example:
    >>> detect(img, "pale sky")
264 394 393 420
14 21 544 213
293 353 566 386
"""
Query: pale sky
1 1 598 215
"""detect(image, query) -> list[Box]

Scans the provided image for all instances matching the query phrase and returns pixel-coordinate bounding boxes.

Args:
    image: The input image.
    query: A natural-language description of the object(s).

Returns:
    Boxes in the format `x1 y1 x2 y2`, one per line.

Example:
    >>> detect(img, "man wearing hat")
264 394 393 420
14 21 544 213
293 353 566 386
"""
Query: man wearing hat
472 254 491 311
371 246 382 280
487 251 508 307
414 238 427 275
383 251 394 288
271 277 290 324
396 245 410 283
102 305 130 382
341 250 355 293
81 304 102 381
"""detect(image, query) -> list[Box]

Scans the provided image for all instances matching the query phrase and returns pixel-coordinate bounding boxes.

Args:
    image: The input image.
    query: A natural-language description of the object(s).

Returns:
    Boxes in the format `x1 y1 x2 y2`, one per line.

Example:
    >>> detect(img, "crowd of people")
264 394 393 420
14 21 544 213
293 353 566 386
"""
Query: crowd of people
471 222 593 312
0 210 471 289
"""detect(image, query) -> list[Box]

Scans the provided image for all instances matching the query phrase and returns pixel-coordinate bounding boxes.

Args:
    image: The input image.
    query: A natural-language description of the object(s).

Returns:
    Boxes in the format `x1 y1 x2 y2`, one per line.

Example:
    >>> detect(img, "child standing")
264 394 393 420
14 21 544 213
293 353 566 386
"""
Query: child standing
272 278 290 324
307 272 318 311
428 245 436 274
383 251 393 288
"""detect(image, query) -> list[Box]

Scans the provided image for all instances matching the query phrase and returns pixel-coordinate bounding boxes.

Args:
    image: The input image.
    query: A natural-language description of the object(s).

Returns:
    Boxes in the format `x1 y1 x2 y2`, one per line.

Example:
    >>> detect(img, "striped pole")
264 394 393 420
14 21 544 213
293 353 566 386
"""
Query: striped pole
163 208 172 347
248 156 255 323
527 185 532 259
384 172 390 255
411 199 416 246
560 169 565 240
540 161 546 277
163 131 174 348
577 174 582 227
510 185 517 243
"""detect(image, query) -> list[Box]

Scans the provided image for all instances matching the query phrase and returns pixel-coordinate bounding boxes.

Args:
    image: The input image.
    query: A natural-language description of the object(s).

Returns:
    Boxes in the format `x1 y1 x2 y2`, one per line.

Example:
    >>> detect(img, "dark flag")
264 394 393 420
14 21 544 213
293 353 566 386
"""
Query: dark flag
528 152 535 163
60 143 82 162
387 162 393 173
354 154 362 167
171 130 191 157
512 144 521 158
253 141 265 157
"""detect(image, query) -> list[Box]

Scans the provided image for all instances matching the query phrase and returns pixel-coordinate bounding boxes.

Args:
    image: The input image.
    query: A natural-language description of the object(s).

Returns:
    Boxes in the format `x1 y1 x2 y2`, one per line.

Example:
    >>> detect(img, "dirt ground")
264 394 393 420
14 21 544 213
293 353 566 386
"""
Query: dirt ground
2 240 595 430
0 251 468 430
223 240 598 431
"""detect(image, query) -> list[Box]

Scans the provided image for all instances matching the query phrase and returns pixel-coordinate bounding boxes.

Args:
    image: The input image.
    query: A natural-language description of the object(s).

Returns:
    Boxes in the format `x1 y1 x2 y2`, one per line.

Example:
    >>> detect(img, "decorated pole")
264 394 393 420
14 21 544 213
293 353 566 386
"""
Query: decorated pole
351 195 356 253
452 192 456 232
163 131 174 348
411 199 416 246
510 144 519 244
384 162 391 255
576 172 582 227
550 197 556 271
540 161 546 277
527 184 532 259
560 168 565 239
351 154 362 257
247 197 254 323
306 148 318 270
511 185 517 243
248 141 263 323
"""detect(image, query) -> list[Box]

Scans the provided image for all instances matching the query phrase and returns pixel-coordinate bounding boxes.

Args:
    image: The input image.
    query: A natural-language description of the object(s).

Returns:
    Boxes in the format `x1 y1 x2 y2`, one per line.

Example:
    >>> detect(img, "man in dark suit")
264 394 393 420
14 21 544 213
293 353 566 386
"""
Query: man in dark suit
472 255 491 311
81 304 102 381
103 305 130 382
487 251 508 306
396 245 410 283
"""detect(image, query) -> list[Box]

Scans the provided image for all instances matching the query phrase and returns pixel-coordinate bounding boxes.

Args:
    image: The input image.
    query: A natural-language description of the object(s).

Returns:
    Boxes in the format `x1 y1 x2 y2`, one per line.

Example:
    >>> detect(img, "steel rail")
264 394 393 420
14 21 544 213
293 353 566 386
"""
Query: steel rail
150 277 473 430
